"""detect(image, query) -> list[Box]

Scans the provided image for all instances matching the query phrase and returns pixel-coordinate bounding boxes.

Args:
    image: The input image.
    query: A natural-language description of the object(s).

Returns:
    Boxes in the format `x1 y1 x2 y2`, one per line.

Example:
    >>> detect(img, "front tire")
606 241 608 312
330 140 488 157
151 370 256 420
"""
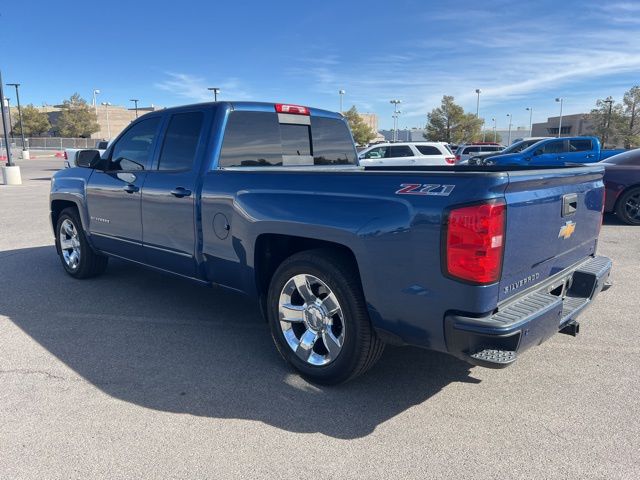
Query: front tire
267 249 384 385
615 187 640 225
55 208 108 278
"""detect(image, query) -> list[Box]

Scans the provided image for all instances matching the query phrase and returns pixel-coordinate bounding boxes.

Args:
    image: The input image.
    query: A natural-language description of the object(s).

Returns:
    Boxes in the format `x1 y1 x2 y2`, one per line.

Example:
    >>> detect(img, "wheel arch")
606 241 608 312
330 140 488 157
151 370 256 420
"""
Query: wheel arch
253 234 362 318
51 199 81 233
613 183 640 213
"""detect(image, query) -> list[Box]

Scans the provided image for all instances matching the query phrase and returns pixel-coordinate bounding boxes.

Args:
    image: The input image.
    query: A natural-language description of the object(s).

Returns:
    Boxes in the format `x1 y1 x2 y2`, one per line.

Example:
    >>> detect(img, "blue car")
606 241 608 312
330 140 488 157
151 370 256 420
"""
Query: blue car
482 136 625 166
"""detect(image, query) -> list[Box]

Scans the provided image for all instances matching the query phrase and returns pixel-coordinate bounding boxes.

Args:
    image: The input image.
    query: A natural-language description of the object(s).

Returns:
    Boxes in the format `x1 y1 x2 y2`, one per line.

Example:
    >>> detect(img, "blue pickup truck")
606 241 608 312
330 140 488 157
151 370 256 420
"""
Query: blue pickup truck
479 136 625 166
50 101 612 384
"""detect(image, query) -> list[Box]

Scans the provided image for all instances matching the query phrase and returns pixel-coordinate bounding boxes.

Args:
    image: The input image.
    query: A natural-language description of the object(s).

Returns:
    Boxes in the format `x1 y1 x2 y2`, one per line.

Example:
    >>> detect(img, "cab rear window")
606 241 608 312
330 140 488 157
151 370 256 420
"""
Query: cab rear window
218 111 356 168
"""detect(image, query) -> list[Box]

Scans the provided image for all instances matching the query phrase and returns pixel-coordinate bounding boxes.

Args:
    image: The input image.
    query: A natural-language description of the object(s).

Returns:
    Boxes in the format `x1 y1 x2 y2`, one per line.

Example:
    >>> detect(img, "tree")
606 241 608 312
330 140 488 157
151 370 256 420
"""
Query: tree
54 93 100 138
586 97 625 148
424 95 482 143
11 104 51 136
621 86 640 148
343 106 376 145
481 130 502 143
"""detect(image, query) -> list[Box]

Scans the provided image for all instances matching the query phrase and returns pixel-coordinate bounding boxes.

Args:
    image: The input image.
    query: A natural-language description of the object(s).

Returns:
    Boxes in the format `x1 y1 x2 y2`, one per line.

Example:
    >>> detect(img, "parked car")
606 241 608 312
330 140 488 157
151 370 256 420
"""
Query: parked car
50 101 611 384
466 137 550 165
482 137 626 166
601 148 640 225
358 142 455 166
454 143 504 164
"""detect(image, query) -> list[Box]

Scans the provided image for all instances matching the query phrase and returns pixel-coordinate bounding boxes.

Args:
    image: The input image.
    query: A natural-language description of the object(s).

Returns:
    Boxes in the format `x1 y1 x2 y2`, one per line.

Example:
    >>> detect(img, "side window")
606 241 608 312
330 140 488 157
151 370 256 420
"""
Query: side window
416 145 442 155
311 117 357 165
364 146 387 159
218 112 282 167
543 140 566 154
157 112 204 171
387 145 413 157
569 139 592 152
464 147 480 154
109 117 160 171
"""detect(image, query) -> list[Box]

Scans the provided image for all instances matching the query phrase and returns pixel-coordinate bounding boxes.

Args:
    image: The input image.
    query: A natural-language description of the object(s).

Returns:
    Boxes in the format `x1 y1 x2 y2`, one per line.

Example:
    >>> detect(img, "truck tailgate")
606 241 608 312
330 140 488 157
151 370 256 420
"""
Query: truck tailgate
499 166 604 302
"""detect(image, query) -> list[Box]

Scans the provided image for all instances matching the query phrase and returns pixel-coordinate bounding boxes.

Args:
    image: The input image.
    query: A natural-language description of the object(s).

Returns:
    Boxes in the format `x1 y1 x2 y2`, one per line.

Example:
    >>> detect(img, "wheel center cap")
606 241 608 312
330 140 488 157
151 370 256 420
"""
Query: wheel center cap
304 305 325 331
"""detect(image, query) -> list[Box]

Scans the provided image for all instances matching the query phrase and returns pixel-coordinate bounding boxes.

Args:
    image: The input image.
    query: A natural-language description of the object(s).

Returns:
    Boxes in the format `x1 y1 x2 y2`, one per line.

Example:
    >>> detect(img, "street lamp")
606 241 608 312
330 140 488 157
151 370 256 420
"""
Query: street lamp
92 89 100 116
603 96 614 147
130 98 139 118
0 70 15 168
338 89 345 113
492 117 497 143
101 102 112 139
390 99 402 141
506 113 512 145
6 83 28 156
4 98 13 138
475 89 481 118
555 97 564 138
208 87 220 101
526 107 533 138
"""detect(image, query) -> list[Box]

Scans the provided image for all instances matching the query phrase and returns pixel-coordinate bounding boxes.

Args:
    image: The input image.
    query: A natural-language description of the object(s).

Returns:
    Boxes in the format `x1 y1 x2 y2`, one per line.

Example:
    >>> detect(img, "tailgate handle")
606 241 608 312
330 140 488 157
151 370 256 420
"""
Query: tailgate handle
562 193 578 217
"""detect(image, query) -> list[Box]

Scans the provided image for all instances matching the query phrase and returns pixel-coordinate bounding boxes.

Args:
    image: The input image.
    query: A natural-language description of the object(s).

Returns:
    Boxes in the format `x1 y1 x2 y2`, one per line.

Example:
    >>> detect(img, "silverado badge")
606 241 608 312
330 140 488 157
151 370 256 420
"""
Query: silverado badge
558 220 576 240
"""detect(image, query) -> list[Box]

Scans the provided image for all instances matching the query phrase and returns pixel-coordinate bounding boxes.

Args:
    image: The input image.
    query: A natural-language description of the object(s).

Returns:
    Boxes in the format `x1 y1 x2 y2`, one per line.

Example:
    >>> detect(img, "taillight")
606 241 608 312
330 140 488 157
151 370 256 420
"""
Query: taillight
445 200 506 284
455 154 461 163
64 151 68 160
445 156 456 164
275 103 309 115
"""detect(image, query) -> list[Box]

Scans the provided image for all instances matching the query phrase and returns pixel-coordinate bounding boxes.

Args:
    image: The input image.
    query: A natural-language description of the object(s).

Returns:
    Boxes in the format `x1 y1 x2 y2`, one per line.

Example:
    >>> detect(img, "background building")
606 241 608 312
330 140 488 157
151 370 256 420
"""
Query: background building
531 114 593 137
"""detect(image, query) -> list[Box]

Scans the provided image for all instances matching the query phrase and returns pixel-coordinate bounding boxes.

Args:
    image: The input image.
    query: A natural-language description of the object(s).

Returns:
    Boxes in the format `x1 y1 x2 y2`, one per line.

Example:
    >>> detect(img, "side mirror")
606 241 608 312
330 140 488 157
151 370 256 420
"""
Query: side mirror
76 149 102 168
534 149 543 156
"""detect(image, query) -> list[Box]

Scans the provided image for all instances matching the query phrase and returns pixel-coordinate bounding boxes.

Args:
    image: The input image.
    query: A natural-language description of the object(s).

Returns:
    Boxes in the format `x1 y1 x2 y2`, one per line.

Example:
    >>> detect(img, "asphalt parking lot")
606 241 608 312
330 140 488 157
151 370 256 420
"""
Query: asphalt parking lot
1 158 639 479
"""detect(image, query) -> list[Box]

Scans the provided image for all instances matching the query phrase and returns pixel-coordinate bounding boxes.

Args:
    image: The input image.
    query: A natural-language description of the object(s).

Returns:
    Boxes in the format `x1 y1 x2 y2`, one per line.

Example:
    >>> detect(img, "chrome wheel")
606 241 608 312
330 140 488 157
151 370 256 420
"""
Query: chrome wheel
278 274 345 366
59 219 81 270
624 192 640 221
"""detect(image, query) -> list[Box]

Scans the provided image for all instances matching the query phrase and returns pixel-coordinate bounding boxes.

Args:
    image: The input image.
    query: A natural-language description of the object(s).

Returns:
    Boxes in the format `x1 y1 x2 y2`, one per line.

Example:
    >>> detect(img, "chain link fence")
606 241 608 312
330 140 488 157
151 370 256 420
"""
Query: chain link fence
1 137 103 151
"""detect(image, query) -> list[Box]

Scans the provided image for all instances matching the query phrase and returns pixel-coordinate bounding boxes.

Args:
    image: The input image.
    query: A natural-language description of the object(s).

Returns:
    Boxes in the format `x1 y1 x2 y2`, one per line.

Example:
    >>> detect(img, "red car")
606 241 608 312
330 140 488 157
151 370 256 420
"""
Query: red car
602 149 640 225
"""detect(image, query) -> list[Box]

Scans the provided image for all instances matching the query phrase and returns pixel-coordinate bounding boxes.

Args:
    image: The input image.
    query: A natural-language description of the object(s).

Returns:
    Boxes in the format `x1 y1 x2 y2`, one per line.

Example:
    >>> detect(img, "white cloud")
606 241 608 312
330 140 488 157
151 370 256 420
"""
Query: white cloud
154 72 253 103
289 6 640 127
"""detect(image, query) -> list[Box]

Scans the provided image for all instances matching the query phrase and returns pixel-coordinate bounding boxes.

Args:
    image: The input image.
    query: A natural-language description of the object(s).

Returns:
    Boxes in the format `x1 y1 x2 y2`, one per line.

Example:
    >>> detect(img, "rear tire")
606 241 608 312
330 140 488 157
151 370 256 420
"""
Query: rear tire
55 208 108 278
615 187 640 225
267 249 384 385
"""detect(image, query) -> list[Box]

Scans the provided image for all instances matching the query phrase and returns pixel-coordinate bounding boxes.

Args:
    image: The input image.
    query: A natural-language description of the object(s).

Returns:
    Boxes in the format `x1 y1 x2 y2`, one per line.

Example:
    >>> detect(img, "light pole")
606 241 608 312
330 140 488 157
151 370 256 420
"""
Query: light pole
338 89 345 113
475 89 481 118
390 99 402 142
92 89 100 116
492 117 497 143
555 97 563 138
506 113 512 145
101 102 112 139
526 107 533 137
208 87 220 101
130 98 139 118
5 98 13 138
0 70 15 168
603 96 613 147
7 83 28 156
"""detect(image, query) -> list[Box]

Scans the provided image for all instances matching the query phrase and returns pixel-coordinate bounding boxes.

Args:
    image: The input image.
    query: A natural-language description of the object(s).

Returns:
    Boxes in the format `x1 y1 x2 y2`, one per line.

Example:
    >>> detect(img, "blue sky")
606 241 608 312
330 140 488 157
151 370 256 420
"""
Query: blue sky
2 0 640 130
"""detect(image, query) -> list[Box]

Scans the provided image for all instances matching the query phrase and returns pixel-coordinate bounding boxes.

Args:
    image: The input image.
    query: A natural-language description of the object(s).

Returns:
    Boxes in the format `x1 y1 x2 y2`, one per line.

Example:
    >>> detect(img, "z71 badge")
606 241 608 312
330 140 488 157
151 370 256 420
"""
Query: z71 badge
396 183 455 196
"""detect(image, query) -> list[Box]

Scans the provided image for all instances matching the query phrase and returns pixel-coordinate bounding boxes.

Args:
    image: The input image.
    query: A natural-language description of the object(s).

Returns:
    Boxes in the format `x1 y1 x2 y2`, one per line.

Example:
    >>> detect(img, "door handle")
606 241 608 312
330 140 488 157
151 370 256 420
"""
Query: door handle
586 154 595 158
123 184 139 194
170 187 192 198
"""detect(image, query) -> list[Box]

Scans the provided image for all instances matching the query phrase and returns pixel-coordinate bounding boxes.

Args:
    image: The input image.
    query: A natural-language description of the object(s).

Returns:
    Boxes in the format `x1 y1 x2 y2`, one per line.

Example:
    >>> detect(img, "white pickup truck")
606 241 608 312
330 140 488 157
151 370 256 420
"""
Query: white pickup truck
64 141 109 168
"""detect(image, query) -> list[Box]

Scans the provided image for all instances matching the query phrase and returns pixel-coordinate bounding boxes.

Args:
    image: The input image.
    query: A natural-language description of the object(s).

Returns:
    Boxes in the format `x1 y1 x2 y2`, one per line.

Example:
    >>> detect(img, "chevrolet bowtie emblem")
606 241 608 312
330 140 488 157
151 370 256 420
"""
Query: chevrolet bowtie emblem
558 221 576 240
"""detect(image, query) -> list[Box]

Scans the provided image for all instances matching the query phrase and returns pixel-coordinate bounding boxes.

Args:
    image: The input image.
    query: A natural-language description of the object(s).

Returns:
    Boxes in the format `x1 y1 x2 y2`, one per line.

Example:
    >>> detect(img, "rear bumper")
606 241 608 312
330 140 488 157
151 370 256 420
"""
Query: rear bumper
444 255 612 368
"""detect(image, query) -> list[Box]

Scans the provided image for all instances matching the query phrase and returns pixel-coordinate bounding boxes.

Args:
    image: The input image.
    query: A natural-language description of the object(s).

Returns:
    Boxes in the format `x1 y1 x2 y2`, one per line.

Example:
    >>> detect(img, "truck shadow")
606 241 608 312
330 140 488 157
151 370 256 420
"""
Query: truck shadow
0 245 478 439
